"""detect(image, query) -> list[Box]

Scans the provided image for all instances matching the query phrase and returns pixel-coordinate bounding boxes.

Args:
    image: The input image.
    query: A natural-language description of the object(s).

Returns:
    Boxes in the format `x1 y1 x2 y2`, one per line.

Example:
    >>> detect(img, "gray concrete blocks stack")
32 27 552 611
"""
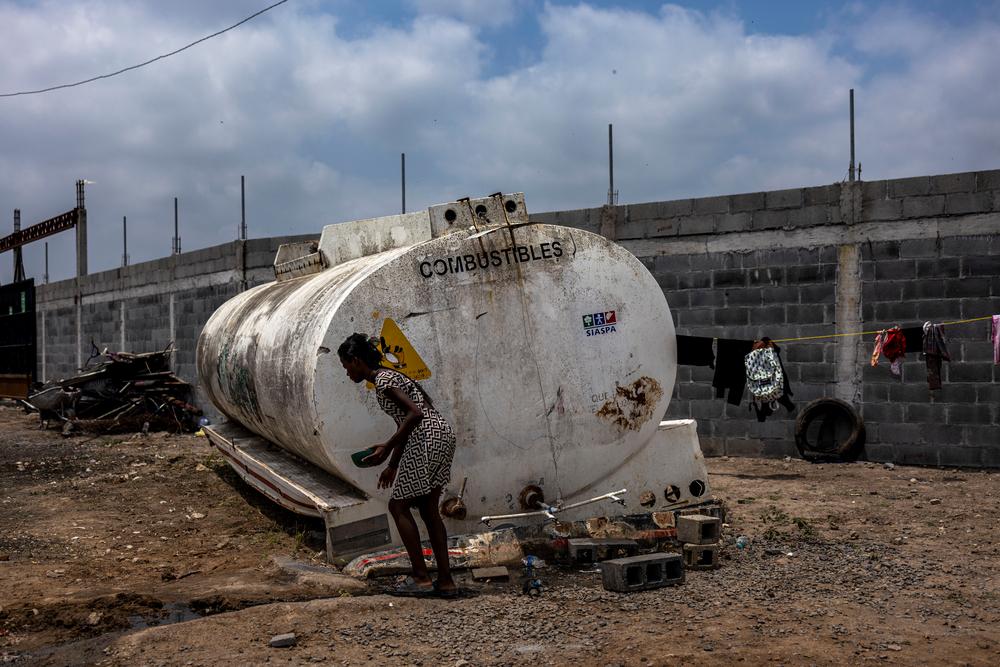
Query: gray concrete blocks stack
676 514 721 545
566 538 639 564
599 553 685 593
682 543 720 570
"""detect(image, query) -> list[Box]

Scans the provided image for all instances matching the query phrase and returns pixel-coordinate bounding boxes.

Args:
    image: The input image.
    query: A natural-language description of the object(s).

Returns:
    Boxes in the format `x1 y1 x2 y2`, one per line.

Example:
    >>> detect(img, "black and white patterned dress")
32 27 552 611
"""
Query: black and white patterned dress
374 368 456 500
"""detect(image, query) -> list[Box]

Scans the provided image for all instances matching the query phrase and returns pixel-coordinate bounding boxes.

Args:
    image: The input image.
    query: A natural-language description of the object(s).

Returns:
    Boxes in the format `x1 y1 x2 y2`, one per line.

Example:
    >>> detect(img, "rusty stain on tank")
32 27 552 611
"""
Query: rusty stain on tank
595 376 664 432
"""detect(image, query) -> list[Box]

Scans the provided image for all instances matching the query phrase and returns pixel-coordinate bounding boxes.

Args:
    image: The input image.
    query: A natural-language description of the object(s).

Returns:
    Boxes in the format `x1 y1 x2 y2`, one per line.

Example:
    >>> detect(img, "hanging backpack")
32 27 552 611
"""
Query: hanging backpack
744 346 784 406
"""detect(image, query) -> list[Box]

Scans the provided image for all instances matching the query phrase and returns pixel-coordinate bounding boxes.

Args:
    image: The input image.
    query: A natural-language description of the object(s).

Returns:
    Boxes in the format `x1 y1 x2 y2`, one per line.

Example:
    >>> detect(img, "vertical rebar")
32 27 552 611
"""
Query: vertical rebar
44 242 49 284
401 153 406 214
240 175 246 240
173 197 180 254
608 123 614 205
849 89 856 182
13 209 24 282
123 216 128 267
75 179 87 277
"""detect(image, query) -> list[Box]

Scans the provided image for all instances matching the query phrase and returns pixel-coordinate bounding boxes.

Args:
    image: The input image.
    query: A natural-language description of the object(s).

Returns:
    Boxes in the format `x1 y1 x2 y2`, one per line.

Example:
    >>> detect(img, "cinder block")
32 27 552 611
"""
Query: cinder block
678 215 717 236
974 169 1000 191
785 304 825 324
962 255 1000 277
861 198 902 221
716 212 751 233
690 253 736 271
888 175 930 198
765 188 803 209
902 195 945 219
628 199 692 221
567 538 639 564
787 205 833 227
676 514 721 545
599 553 684 592
929 172 975 195
712 269 746 288
471 566 509 581
898 238 939 258
692 195 729 215
752 209 788 230
677 309 713 327
874 260 916 281
730 191 765 212
713 308 748 326
725 288 763 306
802 184 841 206
748 267 784 286
683 543 720 570
945 192 992 215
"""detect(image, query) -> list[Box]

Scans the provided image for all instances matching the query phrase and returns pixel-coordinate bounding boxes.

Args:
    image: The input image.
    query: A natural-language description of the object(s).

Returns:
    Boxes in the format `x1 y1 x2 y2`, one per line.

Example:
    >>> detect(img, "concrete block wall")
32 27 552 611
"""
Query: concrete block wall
30 169 1000 466
533 169 1000 467
35 235 315 399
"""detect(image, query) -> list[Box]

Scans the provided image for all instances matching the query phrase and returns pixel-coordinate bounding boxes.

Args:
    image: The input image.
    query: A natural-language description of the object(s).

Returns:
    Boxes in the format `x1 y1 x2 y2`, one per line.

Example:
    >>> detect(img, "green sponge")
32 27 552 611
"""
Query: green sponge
351 447 379 468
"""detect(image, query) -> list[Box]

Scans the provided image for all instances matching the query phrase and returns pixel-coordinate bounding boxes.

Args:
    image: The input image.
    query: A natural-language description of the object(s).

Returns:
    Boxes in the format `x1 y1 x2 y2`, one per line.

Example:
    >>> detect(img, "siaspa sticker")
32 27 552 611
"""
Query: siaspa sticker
582 310 619 336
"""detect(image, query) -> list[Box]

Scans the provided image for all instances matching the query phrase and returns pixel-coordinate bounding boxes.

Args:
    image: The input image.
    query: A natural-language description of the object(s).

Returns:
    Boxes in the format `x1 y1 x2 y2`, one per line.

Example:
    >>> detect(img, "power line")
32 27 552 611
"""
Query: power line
0 0 290 98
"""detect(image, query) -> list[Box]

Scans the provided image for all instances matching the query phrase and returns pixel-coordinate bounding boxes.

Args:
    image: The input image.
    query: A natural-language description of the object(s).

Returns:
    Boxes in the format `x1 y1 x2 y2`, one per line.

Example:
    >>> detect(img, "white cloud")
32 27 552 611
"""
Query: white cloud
0 1 997 284
408 0 524 26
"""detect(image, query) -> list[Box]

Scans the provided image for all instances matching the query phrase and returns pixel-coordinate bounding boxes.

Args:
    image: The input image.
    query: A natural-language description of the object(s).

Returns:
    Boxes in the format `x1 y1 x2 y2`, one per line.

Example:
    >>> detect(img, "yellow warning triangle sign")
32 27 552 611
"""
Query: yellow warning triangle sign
376 318 432 381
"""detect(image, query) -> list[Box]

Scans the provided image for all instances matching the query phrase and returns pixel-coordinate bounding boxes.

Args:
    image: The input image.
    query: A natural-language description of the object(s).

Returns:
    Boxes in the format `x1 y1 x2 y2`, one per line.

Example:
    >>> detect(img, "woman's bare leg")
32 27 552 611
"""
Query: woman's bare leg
417 487 455 591
388 498 431 585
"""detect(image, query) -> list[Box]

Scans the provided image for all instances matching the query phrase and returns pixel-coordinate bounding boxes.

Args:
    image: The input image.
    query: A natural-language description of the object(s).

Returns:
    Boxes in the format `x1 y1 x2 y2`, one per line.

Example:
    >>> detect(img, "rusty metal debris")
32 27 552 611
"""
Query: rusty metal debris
24 344 201 433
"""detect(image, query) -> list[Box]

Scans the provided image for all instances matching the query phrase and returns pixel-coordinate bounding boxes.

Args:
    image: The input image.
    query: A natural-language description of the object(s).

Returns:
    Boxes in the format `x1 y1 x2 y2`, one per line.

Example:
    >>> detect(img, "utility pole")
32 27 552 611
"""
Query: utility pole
849 89 856 182
240 175 247 240
401 153 406 214
172 197 181 254
122 216 129 267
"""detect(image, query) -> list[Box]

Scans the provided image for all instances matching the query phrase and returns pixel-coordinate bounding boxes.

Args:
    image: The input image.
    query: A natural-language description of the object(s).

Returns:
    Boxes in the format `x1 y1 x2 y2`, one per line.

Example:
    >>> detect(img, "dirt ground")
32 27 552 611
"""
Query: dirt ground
1 403 998 666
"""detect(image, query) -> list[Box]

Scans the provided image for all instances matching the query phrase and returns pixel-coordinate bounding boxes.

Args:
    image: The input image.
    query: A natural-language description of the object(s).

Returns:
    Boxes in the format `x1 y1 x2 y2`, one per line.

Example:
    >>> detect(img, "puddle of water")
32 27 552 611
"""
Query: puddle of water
128 602 202 630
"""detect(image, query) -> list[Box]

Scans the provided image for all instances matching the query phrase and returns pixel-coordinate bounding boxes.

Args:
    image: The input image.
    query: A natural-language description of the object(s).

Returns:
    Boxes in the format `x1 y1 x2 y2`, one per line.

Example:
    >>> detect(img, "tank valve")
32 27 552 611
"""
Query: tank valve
518 484 545 511
441 477 468 520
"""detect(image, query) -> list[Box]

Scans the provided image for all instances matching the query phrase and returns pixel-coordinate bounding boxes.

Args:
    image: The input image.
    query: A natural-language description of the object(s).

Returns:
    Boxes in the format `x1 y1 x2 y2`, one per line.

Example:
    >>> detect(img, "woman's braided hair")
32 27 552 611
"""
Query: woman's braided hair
337 332 383 369
339 332 435 405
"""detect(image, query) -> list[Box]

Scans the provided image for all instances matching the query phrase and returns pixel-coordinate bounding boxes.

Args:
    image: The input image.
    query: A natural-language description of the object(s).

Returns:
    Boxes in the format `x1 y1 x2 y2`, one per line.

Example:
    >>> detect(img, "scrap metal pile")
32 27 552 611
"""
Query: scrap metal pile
25 345 201 434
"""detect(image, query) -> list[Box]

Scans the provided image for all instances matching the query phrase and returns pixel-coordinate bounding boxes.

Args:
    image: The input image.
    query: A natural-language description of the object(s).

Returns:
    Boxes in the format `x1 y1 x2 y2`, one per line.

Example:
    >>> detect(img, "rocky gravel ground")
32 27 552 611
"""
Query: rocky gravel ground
1 404 999 665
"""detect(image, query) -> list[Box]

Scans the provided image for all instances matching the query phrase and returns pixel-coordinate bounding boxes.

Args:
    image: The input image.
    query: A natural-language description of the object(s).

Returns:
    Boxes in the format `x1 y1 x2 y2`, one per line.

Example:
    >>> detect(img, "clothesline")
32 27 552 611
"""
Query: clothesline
676 315 999 418
769 315 995 343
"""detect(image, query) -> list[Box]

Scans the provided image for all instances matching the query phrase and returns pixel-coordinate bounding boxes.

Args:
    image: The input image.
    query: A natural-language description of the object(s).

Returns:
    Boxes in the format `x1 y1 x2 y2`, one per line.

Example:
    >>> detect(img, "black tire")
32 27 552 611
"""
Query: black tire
794 397 865 462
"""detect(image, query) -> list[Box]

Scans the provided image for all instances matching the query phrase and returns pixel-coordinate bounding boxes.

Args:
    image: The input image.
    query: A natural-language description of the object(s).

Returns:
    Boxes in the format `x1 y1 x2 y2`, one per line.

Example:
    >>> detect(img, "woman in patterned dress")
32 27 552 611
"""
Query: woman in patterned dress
338 333 458 597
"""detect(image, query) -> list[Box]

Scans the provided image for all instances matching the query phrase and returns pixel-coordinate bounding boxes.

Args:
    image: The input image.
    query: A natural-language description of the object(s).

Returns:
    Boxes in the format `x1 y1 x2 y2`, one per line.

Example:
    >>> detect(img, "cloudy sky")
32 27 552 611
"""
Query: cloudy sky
1 0 998 283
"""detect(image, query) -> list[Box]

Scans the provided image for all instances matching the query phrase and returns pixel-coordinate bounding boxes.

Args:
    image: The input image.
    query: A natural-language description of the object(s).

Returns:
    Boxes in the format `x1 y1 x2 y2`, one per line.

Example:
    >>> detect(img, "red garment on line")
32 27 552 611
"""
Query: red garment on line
881 327 906 362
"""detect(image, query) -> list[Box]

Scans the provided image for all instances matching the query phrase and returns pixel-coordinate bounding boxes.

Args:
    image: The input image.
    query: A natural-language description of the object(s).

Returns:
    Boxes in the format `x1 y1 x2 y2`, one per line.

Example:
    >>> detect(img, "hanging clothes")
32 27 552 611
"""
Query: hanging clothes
992 315 1000 365
902 327 923 354
921 322 950 390
676 335 715 367
746 338 795 422
871 330 886 367
712 338 754 406
880 327 907 376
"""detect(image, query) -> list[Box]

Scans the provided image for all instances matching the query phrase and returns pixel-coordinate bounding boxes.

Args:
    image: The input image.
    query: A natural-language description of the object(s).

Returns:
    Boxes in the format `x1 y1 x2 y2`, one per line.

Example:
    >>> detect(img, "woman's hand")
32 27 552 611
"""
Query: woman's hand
362 445 390 465
378 465 397 489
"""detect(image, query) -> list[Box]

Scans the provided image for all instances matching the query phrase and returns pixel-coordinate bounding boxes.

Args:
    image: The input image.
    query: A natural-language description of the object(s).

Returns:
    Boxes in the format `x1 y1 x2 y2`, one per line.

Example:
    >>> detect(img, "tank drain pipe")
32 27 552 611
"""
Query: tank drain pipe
480 488 627 526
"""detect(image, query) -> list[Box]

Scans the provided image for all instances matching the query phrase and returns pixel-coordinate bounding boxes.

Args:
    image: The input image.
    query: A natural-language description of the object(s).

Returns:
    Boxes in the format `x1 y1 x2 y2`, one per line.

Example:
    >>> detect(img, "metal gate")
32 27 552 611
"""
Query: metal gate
0 279 36 398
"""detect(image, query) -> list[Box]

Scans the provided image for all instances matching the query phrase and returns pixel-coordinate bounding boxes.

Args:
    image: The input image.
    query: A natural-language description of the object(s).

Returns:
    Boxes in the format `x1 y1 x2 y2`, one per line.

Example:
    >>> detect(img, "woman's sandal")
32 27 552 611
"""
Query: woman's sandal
387 578 436 597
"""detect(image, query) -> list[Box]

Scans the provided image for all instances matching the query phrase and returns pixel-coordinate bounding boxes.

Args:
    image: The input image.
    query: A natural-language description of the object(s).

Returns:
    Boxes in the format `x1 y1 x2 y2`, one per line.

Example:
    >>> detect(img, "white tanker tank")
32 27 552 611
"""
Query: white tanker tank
197 193 712 560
